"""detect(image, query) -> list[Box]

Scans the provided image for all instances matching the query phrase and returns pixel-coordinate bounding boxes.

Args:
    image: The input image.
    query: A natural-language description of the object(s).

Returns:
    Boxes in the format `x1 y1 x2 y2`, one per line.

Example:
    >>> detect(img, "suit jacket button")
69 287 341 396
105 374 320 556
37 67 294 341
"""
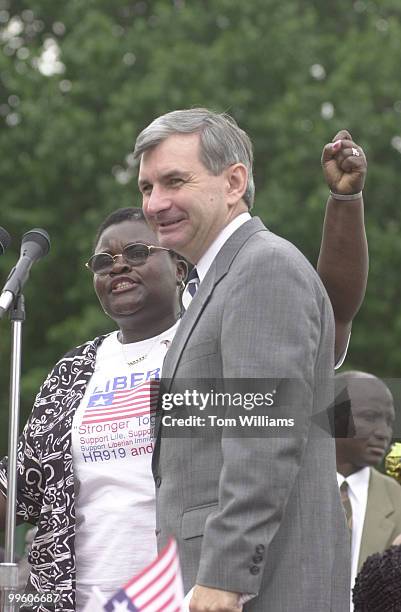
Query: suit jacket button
252 554 263 564
155 476 162 487
250 565 260 575
255 544 265 554
155 529 161 536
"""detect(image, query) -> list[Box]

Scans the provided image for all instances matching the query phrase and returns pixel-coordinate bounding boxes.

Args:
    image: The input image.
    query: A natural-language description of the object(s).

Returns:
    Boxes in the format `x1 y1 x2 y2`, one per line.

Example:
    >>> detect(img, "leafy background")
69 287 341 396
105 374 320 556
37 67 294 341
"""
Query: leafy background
1 0 401 546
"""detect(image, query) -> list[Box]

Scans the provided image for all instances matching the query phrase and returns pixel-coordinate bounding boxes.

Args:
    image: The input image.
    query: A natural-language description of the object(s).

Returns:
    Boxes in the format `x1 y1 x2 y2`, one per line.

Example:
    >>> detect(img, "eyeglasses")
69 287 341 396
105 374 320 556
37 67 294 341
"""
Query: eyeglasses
85 243 171 275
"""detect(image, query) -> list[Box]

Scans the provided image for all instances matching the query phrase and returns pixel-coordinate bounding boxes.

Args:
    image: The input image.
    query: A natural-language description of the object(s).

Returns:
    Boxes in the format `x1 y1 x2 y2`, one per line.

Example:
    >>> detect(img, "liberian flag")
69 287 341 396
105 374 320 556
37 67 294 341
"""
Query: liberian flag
81 380 160 425
104 538 184 611
82 538 184 612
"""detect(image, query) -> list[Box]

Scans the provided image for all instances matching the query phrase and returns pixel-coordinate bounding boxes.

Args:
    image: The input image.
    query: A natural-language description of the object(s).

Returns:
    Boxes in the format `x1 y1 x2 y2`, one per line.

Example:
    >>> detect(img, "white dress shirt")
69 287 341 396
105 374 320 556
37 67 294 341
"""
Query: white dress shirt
182 212 251 309
196 212 251 281
337 467 370 611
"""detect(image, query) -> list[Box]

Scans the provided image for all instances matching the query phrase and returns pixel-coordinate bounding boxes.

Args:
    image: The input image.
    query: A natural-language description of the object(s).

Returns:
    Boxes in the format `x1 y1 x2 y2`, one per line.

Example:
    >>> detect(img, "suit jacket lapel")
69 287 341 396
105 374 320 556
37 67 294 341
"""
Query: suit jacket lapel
358 468 396 570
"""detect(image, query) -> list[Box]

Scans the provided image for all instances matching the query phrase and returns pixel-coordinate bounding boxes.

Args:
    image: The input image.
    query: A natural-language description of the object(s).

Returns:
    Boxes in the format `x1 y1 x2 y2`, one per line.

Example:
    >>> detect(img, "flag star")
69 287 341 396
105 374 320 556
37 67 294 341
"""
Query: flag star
92 396 107 406
110 601 133 612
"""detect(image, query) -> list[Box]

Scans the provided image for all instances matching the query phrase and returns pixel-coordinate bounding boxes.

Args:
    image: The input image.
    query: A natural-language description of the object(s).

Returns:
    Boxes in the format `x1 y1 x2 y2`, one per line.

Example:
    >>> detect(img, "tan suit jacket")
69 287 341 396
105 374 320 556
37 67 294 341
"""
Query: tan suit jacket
358 467 401 570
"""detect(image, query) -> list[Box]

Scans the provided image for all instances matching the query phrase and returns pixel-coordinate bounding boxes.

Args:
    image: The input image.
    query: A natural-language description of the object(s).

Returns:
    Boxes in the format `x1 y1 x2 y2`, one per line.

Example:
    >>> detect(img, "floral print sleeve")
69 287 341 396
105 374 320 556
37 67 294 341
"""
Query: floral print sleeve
0 335 106 612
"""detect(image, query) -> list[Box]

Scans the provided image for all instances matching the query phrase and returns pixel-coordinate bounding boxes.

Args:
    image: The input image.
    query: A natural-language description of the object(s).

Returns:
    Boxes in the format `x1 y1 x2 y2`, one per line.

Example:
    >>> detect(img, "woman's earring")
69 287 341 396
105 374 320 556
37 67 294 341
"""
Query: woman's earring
178 260 188 283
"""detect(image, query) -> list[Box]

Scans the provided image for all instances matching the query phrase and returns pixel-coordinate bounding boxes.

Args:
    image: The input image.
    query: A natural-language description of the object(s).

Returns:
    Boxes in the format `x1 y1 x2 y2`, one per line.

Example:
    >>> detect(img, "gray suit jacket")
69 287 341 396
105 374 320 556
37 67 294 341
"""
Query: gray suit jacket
358 468 401 571
153 217 350 611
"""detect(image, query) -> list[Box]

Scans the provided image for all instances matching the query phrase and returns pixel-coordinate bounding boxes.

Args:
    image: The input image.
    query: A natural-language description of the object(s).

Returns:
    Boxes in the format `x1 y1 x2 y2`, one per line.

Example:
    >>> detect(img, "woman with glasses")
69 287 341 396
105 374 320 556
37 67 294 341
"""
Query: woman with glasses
0 207 187 612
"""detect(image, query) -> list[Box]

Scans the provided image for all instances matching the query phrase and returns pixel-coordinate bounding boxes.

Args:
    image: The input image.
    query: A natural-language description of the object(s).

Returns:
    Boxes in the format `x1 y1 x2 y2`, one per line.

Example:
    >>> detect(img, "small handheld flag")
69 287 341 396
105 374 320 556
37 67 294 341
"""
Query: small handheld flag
103 538 184 612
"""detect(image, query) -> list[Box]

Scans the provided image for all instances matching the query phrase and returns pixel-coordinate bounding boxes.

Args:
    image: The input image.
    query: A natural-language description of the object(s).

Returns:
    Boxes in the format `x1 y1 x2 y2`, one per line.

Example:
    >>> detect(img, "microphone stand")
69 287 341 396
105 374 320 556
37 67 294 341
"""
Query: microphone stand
0 294 25 612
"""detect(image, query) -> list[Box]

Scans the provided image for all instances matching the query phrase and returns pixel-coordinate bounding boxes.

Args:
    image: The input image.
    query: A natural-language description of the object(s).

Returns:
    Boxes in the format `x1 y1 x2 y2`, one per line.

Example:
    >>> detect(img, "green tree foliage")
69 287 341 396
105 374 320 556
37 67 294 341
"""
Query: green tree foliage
1 0 401 453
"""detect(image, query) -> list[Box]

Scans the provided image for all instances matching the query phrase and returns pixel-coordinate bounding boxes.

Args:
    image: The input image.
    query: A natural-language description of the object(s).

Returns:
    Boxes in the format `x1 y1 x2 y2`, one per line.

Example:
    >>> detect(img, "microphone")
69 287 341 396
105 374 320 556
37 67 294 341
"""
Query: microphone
0 228 50 318
0 226 11 255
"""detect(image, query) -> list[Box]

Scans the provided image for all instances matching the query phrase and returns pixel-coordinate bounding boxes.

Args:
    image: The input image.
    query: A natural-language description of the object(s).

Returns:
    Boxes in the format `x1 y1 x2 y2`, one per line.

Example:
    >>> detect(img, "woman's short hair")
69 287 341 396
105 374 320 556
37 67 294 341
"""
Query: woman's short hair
94 207 146 247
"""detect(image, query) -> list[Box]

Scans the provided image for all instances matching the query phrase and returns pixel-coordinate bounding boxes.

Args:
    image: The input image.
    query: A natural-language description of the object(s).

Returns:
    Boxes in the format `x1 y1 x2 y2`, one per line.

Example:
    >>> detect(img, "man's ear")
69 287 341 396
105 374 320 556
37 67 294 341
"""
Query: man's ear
225 163 248 205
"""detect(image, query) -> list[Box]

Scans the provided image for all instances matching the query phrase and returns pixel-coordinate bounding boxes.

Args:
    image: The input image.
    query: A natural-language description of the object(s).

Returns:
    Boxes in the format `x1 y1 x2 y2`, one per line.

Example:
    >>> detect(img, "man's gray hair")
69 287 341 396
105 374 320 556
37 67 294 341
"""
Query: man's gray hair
134 108 255 209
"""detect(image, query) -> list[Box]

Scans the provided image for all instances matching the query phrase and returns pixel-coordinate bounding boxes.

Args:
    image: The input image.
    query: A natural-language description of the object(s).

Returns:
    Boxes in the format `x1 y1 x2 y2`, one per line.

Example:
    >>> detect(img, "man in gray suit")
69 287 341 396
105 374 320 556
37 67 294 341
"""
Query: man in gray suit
134 109 366 611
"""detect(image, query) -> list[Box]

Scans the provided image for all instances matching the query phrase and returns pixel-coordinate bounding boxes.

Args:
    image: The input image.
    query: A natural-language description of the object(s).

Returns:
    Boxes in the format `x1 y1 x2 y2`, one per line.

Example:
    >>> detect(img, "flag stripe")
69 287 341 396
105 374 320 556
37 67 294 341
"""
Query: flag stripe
125 539 177 592
82 409 156 425
83 402 156 418
139 575 176 610
132 557 178 606
110 389 159 404
86 399 157 415
152 593 176 612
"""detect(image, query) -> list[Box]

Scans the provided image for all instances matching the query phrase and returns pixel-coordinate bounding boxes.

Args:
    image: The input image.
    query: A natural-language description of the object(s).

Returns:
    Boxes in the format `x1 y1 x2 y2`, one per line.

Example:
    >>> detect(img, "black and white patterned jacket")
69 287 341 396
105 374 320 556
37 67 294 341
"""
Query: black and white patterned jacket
0 335 106 612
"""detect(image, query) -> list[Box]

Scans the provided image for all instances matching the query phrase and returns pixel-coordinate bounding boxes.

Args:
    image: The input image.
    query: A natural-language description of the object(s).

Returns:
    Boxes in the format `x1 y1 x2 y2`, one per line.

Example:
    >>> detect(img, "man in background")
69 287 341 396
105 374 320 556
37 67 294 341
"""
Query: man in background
335 371 401 609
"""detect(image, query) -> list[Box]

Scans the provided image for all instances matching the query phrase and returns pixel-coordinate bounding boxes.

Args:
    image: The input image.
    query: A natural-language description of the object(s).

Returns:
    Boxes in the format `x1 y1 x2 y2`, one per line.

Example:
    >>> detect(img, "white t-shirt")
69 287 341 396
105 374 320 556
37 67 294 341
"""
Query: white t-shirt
72 322 179 610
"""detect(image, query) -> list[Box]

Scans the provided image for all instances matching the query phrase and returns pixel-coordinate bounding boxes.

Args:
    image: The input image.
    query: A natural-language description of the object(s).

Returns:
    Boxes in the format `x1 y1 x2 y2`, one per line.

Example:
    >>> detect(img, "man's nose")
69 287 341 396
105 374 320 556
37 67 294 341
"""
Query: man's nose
145 185 172 216
373 420 393 442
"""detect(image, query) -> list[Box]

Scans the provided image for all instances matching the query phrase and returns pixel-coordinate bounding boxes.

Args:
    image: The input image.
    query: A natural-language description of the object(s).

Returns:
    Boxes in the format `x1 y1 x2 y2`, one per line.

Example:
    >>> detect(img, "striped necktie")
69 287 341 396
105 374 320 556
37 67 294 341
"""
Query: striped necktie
182 267 200 310
340 481 353 533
